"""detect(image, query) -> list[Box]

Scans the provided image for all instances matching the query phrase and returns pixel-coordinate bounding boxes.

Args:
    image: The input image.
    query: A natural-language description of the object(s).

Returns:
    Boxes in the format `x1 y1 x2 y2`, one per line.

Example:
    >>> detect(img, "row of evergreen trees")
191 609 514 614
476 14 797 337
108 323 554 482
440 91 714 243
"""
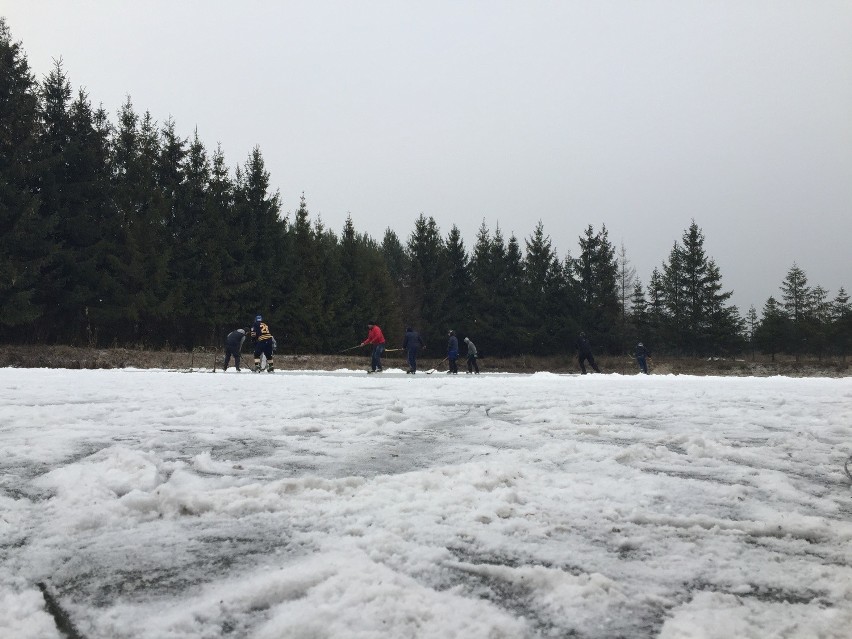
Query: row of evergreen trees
1 20 849 358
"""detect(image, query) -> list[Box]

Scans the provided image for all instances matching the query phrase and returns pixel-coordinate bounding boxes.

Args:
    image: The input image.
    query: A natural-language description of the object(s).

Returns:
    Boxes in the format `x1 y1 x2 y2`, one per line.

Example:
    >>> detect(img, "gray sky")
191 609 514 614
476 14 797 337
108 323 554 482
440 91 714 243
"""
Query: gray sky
4 1 851 312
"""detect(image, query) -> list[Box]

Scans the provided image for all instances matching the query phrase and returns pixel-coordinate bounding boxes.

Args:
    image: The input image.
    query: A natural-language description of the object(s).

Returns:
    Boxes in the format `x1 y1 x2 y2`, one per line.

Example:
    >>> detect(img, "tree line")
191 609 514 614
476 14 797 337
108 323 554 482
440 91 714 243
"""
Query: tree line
1 20 850 359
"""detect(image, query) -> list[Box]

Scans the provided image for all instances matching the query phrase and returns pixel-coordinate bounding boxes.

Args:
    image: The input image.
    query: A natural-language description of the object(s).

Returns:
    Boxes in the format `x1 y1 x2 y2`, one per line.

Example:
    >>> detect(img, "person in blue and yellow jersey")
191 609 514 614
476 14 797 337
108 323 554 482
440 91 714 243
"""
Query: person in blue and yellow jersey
251 314 276 373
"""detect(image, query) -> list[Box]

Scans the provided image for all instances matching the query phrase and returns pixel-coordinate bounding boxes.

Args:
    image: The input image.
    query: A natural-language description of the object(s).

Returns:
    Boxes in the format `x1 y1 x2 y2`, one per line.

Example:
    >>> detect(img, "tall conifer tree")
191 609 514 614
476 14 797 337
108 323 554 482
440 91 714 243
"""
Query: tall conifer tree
0 19 42 336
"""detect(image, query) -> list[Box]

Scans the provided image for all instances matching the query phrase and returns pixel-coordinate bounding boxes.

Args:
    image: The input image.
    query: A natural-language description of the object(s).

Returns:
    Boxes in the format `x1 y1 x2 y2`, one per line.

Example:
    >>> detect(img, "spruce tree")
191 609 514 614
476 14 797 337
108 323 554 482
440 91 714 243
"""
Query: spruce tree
522 221 563 353
630 280 650 346
647 268 666 351
616 243 637 350
381 228 407 289
780 263 810 360
575 224 619 351
287 194 326 350
405 214 449 345
745 305 759 360
444 225 471 336
830 287 851 360
660 222 739 355
111 106 171 344
32 59 76 340
209 144 249 335
0 19 42 338
63 90 121 344
754 296 788 361
234 146 283 323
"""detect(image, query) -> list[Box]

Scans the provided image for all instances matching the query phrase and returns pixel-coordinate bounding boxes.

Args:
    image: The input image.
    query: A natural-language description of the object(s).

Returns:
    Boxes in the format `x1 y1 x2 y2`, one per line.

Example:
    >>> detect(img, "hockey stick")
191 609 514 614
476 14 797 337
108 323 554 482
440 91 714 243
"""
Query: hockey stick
426 357 448 374
338 344 363 353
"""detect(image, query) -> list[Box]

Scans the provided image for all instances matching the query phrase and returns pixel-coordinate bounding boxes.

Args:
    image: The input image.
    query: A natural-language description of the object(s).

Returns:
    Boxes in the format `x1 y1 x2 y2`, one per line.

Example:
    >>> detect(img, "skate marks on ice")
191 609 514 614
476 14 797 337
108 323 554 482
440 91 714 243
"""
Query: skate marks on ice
1 369 851 638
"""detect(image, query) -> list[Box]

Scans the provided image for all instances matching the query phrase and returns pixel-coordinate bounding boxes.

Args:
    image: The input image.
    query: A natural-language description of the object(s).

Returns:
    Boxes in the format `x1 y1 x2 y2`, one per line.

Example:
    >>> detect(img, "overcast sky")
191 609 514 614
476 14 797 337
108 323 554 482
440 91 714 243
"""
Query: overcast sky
4 1 851 312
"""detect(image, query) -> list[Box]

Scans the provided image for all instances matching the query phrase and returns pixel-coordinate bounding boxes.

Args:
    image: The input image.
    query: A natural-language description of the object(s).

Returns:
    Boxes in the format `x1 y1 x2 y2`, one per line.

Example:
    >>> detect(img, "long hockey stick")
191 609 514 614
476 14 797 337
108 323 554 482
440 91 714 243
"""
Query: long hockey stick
426 357 448 374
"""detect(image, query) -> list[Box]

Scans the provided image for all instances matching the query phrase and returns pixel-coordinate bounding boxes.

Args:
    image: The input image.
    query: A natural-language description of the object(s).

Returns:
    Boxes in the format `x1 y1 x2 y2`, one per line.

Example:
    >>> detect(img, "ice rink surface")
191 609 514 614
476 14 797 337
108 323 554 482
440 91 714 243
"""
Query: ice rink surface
2 368 851 638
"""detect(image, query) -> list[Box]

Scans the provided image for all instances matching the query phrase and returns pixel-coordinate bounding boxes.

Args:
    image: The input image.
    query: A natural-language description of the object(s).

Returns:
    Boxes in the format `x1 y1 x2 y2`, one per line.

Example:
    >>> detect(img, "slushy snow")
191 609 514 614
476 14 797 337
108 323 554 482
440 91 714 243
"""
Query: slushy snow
1 367 850 638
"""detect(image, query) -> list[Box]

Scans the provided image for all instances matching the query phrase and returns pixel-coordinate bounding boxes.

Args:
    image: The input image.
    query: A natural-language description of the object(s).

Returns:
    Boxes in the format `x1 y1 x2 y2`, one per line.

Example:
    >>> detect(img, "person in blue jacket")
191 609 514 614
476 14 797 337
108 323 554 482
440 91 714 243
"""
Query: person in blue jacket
447 330 459 374
634 341 650 374
402 326 425 374
223 328 247 371
575 332 601 374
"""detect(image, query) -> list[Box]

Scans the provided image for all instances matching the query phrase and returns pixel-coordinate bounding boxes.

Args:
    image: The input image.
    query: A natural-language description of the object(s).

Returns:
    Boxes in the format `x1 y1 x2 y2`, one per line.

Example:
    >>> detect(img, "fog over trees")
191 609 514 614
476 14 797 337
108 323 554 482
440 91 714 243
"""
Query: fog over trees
1 20 849 358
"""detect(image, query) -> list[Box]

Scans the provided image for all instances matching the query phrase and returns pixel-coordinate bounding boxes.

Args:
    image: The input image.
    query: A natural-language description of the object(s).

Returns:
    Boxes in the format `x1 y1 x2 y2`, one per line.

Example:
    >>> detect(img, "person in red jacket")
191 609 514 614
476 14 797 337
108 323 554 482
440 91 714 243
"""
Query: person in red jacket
361 322 386 372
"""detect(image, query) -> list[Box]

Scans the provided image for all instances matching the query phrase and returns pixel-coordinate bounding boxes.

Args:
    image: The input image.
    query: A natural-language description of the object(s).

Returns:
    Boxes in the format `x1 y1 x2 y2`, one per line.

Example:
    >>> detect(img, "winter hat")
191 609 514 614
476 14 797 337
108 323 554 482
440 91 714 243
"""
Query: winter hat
464 337 470 342
256 315 262 321
448 329 455 335
237 328 245 334
638 342 643 347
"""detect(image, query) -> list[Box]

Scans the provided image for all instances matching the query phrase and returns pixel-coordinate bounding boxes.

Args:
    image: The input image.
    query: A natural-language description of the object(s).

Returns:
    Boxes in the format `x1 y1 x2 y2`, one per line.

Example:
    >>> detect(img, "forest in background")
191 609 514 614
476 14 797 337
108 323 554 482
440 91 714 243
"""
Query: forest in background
2 19 850 358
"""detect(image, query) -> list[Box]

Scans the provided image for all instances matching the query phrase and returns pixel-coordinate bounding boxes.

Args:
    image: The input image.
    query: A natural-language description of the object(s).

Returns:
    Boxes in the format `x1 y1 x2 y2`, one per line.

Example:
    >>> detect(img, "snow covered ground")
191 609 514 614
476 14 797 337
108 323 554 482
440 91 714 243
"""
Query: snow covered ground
1 367 851 638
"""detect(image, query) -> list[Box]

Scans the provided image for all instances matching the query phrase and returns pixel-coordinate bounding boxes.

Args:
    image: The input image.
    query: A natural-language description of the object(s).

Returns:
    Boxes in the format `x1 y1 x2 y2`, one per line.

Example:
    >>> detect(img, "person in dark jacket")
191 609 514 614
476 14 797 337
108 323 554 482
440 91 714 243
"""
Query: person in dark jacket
447 330 459 374
575 332 601 374
463 337 480 374
251 315 276 373
361 322 386 372
634 341 650 374
223 328 247 371
402 326 425 373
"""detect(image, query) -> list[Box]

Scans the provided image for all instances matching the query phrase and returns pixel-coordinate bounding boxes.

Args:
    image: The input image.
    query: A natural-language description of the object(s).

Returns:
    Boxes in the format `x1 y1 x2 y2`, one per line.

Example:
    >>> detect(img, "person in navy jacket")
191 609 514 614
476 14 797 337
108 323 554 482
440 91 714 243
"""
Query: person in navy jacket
402 327 425 373
223 328 247 371
634 341 650 374
447 330 459 374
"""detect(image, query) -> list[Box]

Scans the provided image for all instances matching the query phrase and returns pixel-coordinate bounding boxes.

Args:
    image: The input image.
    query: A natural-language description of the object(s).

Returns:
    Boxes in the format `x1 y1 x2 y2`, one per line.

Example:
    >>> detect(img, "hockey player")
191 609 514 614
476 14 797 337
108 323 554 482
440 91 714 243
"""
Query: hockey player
463 336 480 374
403 326 425 373
251 315 276 373
361 322 386 372
447 330 459 374
635 341 650 374
223 328 247 371
575 332 601 374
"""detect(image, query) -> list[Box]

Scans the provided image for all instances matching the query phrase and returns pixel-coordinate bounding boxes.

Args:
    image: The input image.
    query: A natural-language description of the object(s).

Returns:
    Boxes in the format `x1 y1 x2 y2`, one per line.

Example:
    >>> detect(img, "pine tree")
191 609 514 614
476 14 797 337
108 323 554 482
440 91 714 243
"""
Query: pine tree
314 217 347 351
381 228 407 288
830 287 851 360
287 194 325 350
808 285 831 359
405 214 449 345
31 59 76 340
703 258 742 353
444 225 471 335
754 296 788 361
111 105 171 344
659 222 739 355
779 263 810 360
339 217 400 349
63 90 121 344
209 143 249 334
172 130 231 346
647 268 666 351
630 280 650 345
616 243 637 350
575 224 619 351
522 221 563 353
745 305 759 361
0 19 43 338
234 146 283 321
